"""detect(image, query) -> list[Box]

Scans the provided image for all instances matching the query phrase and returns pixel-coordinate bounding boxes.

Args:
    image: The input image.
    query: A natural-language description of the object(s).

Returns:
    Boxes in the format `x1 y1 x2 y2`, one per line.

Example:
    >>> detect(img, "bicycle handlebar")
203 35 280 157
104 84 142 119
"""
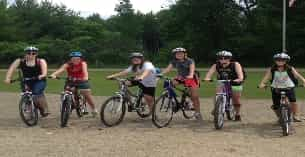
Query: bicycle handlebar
10 77 44 83
257 85 305 89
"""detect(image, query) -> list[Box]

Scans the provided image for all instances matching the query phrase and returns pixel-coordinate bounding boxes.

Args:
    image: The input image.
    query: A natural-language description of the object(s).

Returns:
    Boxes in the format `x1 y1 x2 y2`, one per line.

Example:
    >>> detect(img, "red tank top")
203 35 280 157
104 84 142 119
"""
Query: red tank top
66 61 85 80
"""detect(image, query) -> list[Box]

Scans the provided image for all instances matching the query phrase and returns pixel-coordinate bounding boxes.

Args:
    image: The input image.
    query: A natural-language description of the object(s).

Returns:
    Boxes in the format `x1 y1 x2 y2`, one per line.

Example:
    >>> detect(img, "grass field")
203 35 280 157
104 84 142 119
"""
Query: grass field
0 69 305 99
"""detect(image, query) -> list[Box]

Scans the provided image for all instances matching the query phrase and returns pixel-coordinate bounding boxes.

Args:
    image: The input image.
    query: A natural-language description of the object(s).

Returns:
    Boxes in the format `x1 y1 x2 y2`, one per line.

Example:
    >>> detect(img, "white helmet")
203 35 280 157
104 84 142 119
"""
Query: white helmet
129 52 144 59
24 46 39 52
216 50 232 58
172 47 187 54
273 52 290 61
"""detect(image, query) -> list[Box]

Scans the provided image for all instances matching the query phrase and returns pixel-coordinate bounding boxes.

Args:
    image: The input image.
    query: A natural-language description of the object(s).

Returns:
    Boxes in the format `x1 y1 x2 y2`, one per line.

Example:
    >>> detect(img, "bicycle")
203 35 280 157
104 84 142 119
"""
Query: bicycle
204 80 236 130
152 76 196 128
100 78 151 127
258 85 301 136
50 77 88 127
11 77 41 127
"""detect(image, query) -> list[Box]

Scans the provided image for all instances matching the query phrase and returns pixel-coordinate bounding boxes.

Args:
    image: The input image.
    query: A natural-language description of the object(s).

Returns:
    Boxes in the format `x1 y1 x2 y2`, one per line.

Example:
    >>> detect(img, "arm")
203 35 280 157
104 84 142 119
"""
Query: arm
50 64 68 78
186 63 195 79
162 64 173 75
259 68 272 88
137 69 151 80
291 67 305 85
38 59 47 79
234 62 244 82
204 64 216 81
82 62 89 81
106 69 129 79
4 59 21 84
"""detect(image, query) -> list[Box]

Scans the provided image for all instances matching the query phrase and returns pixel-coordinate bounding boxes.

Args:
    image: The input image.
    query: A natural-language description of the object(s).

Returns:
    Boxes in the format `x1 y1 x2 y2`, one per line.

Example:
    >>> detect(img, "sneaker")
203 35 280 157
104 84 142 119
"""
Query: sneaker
293 116 302 122
234 115 241 121
41 112 50 118
91 110 98 118
193 112 204 123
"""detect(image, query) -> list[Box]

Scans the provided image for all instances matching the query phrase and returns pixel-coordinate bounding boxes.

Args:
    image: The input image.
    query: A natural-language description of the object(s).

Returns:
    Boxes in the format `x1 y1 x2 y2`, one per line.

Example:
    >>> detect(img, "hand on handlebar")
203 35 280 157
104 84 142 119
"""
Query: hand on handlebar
258 83 267 89
48 75 58 79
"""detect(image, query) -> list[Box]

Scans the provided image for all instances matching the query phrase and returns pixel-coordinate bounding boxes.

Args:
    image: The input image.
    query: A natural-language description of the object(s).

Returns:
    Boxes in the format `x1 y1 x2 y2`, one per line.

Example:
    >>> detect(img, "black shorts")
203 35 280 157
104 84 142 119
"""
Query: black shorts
271 88 296 109
130 80 155 97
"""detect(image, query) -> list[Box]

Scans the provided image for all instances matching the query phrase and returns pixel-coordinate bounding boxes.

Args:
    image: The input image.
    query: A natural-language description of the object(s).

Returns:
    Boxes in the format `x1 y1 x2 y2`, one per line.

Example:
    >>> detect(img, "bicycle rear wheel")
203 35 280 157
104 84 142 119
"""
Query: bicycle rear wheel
152 92 174 128
136 96 151 118
76 94 88 118
214 96 225 130
100 96 126 127
226 100 235 120
182 97 195 119
19 95 38 127
60 95 72 127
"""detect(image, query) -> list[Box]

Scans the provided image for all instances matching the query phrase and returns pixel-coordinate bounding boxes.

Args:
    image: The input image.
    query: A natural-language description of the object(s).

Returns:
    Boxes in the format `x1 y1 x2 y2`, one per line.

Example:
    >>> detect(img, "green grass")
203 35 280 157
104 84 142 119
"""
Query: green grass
1 70 305 99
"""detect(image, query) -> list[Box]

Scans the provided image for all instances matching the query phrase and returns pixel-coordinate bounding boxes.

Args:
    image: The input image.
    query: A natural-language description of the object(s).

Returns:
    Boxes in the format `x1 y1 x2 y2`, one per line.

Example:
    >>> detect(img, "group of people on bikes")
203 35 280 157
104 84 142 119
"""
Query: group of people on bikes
4 46 305 126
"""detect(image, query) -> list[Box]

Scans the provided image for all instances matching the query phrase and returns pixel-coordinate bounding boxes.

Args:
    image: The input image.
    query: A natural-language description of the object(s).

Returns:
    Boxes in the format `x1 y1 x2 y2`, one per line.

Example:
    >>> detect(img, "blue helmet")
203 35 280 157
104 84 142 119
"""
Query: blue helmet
69 51 82 58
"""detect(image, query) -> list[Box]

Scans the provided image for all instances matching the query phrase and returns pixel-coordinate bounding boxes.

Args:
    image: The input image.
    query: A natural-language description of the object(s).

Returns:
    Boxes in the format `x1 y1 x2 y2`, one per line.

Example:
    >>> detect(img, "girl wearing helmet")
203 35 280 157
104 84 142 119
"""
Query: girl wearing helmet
106 52 158 112
5 46 49 117
204 50 244 121
50 51 98 117
259 53 305 122
162 47 203 122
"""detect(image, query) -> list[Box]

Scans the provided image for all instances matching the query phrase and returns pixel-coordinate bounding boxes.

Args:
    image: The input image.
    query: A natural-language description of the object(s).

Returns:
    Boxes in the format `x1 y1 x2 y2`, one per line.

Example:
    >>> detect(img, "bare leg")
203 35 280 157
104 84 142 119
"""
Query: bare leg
143 95 154 111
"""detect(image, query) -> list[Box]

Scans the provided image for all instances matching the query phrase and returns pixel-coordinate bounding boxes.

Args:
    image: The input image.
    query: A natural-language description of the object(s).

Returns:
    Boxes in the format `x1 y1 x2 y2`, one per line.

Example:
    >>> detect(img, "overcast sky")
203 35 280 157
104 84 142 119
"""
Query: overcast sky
36 0 170 18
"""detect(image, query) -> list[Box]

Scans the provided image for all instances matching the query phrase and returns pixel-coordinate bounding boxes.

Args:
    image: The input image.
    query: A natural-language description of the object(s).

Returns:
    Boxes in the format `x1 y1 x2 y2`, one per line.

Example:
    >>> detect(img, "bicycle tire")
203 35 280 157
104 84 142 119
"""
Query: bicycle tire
60 95 72 127
19 95 38 127
152 92 174 128
214 96 225 130
100 96 126 127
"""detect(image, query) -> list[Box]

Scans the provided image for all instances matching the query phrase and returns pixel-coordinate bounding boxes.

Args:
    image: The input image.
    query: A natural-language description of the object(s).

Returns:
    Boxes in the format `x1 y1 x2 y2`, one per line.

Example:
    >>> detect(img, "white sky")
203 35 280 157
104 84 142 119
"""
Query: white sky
37 0 169 18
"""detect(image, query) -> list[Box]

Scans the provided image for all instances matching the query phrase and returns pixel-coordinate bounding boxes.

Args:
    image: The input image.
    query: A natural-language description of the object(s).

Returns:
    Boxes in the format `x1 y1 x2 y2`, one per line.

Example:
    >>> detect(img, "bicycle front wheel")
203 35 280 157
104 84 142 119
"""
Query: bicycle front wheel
60 95 72 127
152 92 174 128
214 96 225 130
280 105 290 136
19 95 38 127
100 96 126 127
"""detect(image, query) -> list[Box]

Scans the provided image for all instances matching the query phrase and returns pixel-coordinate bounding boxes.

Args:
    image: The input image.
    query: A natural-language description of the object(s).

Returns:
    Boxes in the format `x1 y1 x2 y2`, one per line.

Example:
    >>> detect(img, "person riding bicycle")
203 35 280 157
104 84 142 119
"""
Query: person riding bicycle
50 51 98 117
161 47 203 121
4 46 49 117
106 52 157 112
258 52 305 122
204 50 244 121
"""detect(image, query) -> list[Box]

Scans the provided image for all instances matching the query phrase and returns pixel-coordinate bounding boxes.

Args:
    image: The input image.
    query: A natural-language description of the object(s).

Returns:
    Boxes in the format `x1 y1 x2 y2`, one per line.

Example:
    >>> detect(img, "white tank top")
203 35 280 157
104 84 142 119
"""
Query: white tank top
271 71 295 88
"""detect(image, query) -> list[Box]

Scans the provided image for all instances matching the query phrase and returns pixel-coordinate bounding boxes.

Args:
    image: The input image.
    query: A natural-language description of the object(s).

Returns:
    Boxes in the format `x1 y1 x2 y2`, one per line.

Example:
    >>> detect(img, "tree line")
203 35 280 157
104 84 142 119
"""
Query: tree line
0 0 304 67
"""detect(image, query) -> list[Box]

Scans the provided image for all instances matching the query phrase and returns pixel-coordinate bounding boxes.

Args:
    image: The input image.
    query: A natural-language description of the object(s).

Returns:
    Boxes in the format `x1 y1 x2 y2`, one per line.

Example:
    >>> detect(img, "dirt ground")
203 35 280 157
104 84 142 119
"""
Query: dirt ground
1 92 305 157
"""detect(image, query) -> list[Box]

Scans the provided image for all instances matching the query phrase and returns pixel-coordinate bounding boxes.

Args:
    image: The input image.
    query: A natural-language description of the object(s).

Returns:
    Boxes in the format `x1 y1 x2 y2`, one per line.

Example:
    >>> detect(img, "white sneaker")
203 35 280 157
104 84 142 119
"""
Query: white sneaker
91 109 98 118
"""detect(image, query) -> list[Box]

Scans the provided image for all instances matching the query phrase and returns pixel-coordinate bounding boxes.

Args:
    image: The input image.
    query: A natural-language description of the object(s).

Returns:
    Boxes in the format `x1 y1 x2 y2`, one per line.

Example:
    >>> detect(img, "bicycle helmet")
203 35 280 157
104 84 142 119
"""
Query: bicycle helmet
273 52 290 61
69 51 83 58
129 52 144 59
24 46 39 52
172 47 187 55
216 50 233 58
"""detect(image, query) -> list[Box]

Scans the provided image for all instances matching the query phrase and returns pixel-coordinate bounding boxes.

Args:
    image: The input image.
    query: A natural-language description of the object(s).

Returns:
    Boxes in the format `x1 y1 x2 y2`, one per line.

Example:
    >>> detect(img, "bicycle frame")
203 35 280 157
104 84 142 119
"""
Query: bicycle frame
113 78 143 110
163 78 189 111
215 80 233 112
